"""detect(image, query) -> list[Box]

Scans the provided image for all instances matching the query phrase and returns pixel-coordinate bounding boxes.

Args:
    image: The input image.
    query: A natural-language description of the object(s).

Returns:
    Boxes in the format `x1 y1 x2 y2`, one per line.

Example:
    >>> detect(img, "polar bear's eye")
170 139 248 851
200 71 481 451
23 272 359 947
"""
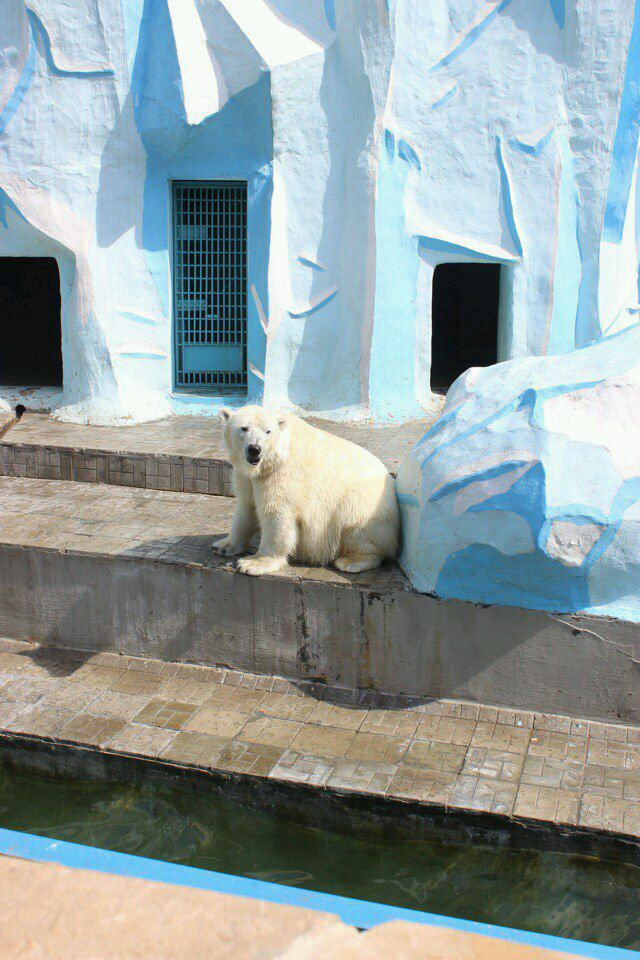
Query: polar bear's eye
265 430 271 435
240 426 248 432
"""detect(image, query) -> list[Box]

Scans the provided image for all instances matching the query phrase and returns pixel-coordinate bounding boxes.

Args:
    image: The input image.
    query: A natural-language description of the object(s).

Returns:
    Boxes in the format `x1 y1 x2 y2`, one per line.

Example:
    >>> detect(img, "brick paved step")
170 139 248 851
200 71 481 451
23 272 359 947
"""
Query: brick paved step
0 412 432 498
1 476 639 725
1 638 639 840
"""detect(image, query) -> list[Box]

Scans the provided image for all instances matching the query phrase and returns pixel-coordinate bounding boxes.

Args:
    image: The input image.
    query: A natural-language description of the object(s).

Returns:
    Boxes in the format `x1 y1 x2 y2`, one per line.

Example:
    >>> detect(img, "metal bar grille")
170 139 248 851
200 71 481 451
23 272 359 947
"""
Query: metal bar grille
173 181 248 392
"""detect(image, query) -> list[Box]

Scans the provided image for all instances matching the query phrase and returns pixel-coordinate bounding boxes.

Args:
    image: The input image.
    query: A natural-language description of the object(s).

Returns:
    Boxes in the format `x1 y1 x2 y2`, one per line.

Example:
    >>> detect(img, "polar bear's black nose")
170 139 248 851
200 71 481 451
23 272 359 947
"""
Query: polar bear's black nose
247 444 262 463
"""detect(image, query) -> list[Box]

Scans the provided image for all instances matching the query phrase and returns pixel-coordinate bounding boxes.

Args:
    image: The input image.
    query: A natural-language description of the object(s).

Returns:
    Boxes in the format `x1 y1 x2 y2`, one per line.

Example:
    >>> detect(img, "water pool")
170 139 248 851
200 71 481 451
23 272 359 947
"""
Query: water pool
0 765 637 951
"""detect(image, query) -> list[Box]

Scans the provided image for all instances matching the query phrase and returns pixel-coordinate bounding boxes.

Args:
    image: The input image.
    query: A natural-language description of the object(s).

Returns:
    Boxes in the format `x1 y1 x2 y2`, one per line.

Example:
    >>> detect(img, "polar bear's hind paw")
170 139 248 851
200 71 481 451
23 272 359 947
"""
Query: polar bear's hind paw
334 554 382 573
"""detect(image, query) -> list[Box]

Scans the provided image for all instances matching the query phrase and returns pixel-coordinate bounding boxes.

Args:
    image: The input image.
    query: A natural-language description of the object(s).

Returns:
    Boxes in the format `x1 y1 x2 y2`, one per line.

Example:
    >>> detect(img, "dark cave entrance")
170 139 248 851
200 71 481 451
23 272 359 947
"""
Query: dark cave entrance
0 257 63 387
430 262 500 394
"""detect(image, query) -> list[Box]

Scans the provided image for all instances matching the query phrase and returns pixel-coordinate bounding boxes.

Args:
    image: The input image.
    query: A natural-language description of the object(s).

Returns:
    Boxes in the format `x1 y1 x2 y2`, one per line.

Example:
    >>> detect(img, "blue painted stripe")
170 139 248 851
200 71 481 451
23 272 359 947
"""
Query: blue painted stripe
548 0 565 29
430 0 515 71
0 20 36 136
0 828 635 958
603 0 640 243
431 85 458 110
323 0 335 30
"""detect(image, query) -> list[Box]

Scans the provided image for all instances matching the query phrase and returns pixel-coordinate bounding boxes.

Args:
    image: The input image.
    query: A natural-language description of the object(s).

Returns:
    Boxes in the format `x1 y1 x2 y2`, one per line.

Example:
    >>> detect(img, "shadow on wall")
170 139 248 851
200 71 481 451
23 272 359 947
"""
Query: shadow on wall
21 529 625 715
96 0 184 251
95 91 147 249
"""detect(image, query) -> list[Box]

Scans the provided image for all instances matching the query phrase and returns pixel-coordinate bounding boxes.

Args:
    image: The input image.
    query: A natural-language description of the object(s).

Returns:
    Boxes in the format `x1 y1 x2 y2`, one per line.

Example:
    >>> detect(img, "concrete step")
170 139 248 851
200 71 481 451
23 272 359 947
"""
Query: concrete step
1 637 639 841
0 476 638 725
0 412 431 498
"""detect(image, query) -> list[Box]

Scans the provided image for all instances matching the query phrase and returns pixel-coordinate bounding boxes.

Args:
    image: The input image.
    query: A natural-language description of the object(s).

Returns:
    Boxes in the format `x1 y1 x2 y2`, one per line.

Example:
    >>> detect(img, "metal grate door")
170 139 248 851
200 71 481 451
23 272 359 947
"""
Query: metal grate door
173 181 248 392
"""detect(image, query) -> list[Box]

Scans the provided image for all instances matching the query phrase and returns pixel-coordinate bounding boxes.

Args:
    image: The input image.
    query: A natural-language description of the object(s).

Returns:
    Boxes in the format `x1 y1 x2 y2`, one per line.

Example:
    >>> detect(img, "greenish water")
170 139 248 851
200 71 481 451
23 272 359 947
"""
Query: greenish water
0 767 638 950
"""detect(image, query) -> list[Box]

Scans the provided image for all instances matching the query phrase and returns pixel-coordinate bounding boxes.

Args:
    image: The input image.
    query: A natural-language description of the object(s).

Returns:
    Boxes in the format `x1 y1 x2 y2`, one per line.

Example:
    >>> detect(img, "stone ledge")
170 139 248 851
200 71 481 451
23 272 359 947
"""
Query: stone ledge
0 475 639 723
0 412 429 497
0 638 639 843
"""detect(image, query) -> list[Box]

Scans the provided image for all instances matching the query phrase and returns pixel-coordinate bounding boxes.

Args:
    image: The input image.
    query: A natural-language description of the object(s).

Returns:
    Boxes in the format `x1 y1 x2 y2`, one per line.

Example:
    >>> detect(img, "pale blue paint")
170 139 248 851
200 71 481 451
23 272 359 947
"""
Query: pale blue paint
496 136 523 258
0 829 632 958
26 9 114 78
323 0 335 31
431 85 458 110
121 0 146 77
548 0 565 30
604 0 640 243
130 0 185 135
417 237 511 263
296 256 325 271
397 138 421 172
430 0 516 72
548 134 581 355
0 0 637 427
428 459 532 503
0 20 35 136
288 289 337 318
129 2 271 400
509 128 555 157
435 463 592 612
398 325 640 623
435 471 640 615
369 131 421 421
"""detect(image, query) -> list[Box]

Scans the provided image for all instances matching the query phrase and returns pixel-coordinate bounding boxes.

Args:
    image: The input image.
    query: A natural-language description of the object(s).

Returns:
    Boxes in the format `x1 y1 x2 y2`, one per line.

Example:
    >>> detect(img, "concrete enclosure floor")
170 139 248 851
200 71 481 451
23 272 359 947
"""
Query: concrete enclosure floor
0 638 638 840
0 411 435 498
0 474 638 723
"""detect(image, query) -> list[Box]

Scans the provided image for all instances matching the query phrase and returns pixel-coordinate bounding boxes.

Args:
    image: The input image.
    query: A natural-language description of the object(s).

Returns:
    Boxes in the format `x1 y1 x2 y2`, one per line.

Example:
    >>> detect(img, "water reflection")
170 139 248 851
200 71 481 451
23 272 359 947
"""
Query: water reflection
0 769 637 950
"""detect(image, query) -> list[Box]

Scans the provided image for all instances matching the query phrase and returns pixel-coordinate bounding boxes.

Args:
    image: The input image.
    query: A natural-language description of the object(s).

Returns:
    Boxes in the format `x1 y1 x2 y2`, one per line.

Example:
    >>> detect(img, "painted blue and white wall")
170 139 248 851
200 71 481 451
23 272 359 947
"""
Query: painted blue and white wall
0 0 639 426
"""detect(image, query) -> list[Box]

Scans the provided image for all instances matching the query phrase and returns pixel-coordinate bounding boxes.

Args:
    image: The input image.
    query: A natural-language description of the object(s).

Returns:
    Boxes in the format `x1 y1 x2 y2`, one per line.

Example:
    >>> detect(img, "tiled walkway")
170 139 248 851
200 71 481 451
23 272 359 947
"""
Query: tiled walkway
0 411 435 497
0 474 401 586
0 638 638 839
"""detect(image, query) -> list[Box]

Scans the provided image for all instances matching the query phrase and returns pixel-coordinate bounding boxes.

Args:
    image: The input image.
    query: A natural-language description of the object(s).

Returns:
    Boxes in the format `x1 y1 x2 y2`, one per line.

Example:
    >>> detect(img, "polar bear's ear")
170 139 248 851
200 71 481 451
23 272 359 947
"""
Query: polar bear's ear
218 407 231 422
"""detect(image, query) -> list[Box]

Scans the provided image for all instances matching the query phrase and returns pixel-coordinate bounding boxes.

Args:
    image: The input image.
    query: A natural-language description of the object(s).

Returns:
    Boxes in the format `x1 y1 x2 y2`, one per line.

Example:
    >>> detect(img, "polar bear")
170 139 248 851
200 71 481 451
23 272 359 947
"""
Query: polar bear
213 406 399 577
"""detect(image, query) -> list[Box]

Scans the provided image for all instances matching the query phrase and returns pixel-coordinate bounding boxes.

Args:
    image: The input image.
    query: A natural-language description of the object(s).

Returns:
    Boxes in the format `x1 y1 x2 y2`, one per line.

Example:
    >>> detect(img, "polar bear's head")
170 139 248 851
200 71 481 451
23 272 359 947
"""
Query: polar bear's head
219 405 290 477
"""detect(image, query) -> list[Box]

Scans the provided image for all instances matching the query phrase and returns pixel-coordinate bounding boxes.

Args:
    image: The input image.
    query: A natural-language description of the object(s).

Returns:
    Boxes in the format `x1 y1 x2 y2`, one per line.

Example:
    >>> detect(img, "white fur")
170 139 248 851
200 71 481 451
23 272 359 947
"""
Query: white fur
213 406 400 577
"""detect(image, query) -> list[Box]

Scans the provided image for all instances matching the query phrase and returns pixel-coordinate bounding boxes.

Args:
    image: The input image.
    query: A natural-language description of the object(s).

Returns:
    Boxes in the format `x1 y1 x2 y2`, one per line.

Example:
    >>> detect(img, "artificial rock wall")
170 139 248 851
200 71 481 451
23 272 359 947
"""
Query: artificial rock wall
1 1 639 424
397 324 640 623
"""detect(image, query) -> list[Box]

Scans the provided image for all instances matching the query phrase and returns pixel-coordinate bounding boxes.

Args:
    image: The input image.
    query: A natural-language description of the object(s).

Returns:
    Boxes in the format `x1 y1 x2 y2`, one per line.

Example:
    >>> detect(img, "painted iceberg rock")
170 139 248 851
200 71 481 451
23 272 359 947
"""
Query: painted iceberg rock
396 323 640 623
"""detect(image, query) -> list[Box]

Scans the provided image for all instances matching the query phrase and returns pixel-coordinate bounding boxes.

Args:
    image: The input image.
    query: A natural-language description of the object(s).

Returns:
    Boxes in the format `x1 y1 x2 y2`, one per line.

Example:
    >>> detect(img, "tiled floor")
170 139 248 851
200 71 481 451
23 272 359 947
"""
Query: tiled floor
0 638 638 839
0 411 436 497
0 474 402 588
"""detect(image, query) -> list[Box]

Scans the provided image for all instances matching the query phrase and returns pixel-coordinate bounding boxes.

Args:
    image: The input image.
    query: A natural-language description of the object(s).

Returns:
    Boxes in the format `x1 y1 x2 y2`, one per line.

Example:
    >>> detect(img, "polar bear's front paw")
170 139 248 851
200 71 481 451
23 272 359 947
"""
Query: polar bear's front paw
212 536 245 557
236 555 288 577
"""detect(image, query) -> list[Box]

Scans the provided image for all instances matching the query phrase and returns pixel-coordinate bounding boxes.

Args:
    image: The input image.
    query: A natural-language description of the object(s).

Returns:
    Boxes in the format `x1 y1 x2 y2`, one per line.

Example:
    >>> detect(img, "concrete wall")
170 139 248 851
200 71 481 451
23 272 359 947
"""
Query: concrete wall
0 1 638 424
1 543 638 724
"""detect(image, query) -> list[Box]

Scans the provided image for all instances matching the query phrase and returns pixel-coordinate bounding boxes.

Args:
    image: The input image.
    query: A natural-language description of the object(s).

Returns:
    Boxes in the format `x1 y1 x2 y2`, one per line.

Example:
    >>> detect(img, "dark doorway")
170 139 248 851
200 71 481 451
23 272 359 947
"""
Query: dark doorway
431 263 500 393
0 258 62 386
